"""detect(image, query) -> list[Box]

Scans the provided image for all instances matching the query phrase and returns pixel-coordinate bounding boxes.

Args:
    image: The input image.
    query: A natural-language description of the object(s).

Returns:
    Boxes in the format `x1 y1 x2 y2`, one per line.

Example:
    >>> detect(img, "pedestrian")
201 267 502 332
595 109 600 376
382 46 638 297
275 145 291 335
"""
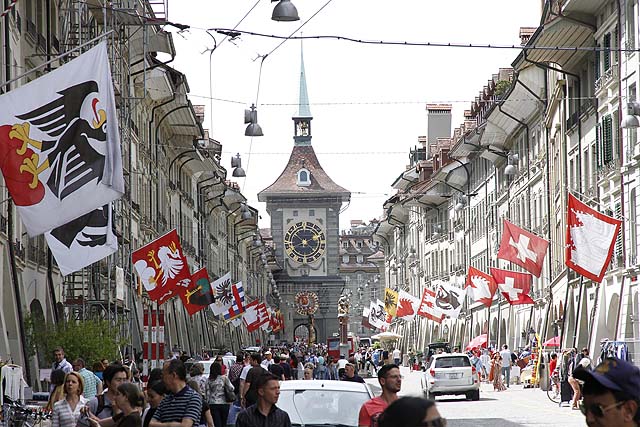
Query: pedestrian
74 358 104 399
78 363 130 427
204 362 234 427
358 364 402 427
378 397 444 427
392 348 401 366
52 347 73 374
190 363 208 396
303 368 314 380
491 354 506 391
88 382 145 427
141 380 166 427
46 369 67 411
327 357 339 380
289 354 300 380
149 359 202 427
241 353 266 408
261 351 275 369
93 362 105 381
499 344 512 388
314 356 330 380
52 372 88 427
214 355 227 375
342 363 365 383
187 380 215 427
279 354 292 380
569 347 592 410
268 355 285 380
573 357 640 427
235 373 291 427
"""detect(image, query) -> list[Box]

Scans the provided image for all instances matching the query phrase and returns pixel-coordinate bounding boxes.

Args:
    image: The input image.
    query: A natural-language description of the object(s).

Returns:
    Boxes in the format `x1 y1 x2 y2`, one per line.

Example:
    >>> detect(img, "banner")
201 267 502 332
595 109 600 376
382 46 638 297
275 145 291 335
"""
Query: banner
384 288 399 317
0 42 124 236
209 273 234 316
417 288 444 323
179 268 214 316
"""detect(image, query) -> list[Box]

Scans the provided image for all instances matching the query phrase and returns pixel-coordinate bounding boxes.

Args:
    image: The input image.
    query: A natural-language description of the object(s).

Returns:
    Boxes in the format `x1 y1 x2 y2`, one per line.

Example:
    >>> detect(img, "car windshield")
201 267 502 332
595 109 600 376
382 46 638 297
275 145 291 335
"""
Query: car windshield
435 356 470 368
278 389 370 426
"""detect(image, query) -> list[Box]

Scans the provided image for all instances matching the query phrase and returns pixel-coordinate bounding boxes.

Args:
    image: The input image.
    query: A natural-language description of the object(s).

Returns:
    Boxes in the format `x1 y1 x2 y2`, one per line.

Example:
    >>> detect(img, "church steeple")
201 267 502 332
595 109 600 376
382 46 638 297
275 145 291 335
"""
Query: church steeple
293 44 312 146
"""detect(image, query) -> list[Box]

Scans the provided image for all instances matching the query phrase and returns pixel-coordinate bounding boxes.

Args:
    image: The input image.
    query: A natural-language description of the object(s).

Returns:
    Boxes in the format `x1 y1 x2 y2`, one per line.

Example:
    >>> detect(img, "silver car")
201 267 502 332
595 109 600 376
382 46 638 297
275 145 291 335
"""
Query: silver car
421 353 480 401
277 380 376 427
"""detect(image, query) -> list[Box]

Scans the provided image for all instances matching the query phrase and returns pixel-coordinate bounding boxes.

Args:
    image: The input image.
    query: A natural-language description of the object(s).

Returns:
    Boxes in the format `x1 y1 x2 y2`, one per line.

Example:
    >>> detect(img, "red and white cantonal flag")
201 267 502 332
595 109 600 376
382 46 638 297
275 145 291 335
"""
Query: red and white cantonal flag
417 288 444 323
465 266 498 307
395 290 420 321
566 193 622 283
132 229 191 305
0 42 124 236
243 300 269 332
490 268 534 305
497 219 548 277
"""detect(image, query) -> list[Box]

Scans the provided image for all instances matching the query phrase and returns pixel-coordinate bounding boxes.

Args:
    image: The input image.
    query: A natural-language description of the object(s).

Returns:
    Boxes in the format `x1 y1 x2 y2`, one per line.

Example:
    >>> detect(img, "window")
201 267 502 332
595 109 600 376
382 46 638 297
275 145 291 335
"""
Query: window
357 255 364 263
297 168 311 186
293 210 298 217
342 242 348 248
342 255 349 263
357 242 363 248
628 1 637 51
309 209 315 217
603 33 612 71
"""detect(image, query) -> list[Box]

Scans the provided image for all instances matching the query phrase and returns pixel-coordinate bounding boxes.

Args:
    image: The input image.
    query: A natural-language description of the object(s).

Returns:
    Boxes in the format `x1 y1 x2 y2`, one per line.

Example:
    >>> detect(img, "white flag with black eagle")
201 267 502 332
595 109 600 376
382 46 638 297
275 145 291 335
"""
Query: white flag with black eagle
45 203 118 276
0 41 124 236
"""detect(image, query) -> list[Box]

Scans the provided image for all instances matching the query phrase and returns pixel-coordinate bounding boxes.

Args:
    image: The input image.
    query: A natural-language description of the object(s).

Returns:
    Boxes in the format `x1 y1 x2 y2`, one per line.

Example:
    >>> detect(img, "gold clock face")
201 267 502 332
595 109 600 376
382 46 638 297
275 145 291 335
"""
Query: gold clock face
284 221 326 264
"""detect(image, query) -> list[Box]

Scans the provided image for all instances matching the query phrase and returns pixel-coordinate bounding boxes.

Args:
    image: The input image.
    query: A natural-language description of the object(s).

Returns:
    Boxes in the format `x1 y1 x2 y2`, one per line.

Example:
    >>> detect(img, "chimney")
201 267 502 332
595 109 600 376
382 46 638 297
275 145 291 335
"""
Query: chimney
425 103 452 146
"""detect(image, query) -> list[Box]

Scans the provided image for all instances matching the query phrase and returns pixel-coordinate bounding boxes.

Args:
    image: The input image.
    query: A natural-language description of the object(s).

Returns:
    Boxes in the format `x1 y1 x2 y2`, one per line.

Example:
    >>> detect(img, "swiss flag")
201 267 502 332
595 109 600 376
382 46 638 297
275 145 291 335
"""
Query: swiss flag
465 266 498 307
497 219 548 277
132 229 190 305
416 288 444 323
566 193 622 283
490 268 534 305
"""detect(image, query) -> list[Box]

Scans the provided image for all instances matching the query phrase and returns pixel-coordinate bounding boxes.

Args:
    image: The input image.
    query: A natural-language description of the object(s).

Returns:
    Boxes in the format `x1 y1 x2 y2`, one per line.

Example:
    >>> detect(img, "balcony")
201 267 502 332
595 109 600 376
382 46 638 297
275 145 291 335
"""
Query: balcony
594 65 618 95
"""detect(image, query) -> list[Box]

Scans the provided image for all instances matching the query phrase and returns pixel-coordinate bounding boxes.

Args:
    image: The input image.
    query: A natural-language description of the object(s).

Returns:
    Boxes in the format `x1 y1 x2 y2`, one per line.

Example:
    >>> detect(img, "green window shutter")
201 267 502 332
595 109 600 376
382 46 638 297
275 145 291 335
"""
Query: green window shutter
596 122 602 168
604 33 612 71
615 203 623 261
604 115 613 164
595 44 601 80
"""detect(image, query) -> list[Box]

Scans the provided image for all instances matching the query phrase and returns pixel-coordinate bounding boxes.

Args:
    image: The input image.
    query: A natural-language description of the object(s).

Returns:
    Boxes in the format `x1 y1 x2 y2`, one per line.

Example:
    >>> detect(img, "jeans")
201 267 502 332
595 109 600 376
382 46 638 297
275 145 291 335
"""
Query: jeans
501 366 510 387
394 358 401 366
226 403 241 426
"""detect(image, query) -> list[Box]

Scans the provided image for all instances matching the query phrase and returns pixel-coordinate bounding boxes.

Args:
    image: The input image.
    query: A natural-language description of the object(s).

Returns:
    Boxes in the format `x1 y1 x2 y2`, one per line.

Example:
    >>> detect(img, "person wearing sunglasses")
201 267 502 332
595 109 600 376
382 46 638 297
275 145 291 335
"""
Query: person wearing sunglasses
378 397 445 427
573 357 640 427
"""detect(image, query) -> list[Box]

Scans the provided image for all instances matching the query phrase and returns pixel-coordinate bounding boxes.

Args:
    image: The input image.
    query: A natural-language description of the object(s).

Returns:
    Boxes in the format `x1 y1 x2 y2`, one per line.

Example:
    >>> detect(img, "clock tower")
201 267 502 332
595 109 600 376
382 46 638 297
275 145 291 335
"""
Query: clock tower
258 48 350 344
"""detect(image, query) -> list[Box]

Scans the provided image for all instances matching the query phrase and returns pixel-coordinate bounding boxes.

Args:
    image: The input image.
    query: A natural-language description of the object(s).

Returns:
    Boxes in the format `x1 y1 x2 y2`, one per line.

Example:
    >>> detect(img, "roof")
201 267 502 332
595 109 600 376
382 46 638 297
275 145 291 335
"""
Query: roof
280 380 372 393
258 145 350 201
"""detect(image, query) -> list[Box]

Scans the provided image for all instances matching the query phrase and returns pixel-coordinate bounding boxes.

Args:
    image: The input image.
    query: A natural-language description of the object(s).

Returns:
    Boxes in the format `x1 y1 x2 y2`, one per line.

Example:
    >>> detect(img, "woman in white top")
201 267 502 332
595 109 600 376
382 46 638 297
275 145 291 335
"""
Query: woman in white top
52 371 88 427
205 362 234 427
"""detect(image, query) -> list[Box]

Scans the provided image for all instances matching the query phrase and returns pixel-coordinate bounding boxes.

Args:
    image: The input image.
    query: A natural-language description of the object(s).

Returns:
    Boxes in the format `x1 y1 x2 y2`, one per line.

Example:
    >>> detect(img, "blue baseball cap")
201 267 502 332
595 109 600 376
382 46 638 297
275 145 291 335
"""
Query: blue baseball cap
573 357 640 399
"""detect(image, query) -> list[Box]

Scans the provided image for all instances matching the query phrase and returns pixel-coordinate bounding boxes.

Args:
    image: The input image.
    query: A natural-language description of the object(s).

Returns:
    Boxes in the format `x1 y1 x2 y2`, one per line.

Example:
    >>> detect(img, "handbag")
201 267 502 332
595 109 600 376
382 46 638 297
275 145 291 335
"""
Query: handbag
224 379 236 403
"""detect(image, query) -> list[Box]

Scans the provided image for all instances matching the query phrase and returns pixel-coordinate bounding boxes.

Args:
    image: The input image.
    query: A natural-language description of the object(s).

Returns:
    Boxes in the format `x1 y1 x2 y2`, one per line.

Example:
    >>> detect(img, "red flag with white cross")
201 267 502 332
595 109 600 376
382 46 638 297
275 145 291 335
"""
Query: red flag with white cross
497 219 548 277
490 268 534 305
465 266 498 307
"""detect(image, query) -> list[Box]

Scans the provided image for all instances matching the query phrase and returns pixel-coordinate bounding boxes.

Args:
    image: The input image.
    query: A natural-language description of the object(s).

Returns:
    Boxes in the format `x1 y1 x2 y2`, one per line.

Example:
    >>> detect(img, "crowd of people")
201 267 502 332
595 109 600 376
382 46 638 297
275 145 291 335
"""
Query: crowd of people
40 342 640 427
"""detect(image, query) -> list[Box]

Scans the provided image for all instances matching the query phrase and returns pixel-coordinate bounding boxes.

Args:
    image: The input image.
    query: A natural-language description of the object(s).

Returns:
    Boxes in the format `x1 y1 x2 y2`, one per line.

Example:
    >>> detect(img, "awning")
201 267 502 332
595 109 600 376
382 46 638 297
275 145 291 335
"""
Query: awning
413 181 452 207
480 66 545 151
519 13 595 68
449 124 486 157
391 168 419 191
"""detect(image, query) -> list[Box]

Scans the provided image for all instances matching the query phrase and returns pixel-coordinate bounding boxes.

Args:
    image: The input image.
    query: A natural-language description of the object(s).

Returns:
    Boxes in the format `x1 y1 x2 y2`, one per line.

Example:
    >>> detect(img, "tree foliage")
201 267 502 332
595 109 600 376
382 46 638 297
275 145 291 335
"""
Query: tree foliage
24 315 124 366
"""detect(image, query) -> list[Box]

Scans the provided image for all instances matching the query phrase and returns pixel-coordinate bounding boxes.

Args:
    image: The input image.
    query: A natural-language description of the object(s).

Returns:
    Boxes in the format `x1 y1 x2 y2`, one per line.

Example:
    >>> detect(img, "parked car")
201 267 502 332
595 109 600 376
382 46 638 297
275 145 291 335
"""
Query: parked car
277 380 375 427
421 353 480 401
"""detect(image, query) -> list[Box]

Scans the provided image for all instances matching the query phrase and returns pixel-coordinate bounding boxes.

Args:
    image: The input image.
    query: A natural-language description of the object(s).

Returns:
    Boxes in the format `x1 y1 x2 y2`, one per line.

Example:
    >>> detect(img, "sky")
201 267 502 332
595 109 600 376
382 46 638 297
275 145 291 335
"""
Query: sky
166 0 543 230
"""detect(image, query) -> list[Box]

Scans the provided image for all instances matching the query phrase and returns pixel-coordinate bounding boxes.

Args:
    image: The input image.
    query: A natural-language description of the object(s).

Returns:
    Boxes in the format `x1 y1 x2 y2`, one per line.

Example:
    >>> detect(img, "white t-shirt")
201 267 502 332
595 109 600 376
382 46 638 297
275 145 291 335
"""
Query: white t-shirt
260 359 274 369
392 349 401 359
239 364 252 381
499 349 512 368
337 359 348 370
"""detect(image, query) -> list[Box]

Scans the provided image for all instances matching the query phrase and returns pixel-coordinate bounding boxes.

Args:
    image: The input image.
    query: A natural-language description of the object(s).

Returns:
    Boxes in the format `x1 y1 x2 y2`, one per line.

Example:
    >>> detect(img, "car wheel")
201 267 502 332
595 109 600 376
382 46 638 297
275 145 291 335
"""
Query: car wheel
470 389 480 401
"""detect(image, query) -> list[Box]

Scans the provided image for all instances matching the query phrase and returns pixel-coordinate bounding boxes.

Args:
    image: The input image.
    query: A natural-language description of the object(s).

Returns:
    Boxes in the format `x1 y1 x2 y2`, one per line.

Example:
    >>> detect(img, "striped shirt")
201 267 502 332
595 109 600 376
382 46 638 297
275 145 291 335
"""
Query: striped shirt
51 396 88 427
152 385 201 423
78 368 101 399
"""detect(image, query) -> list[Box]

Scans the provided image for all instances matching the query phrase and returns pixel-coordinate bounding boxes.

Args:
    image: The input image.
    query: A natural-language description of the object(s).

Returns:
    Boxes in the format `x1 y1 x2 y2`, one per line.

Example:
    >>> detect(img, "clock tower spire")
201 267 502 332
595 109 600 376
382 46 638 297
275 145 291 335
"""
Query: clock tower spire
294 43 312 146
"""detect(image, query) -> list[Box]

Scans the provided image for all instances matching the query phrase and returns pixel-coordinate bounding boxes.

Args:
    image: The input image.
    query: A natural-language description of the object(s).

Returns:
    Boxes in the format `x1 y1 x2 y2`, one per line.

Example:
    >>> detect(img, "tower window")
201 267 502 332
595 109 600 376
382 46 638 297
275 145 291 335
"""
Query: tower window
342 255 349 263
297 168 311 186
309 209 315 217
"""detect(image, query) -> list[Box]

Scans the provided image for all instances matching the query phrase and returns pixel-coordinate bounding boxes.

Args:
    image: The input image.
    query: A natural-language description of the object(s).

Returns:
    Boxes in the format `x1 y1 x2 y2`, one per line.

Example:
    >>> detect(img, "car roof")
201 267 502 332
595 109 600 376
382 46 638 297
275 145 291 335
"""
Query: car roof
280 380 372 393
432 353 470 358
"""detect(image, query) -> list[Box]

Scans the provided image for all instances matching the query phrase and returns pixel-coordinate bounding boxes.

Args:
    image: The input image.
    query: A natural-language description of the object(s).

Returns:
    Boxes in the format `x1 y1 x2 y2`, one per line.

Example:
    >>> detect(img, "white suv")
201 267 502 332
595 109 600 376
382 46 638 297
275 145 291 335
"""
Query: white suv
421 353 480 401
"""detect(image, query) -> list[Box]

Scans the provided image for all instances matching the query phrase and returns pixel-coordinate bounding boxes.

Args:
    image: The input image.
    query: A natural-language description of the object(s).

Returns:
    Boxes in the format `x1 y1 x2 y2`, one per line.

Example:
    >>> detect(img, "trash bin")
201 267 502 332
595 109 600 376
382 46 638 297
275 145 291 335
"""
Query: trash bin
539 361 548 391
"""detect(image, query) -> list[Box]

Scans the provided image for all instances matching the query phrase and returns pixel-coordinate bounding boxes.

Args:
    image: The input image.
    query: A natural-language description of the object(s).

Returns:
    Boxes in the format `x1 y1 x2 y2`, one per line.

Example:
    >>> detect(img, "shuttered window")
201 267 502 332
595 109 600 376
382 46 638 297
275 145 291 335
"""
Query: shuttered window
603 115 613 164
604 33 612 71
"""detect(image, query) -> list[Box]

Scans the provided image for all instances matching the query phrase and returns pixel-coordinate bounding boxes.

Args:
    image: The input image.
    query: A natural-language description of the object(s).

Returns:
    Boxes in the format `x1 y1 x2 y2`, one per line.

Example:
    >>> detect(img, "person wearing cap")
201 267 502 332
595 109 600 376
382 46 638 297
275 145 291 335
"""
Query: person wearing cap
261 351 275 369
278 354 292 380
573 357 640 427
342 363 365 383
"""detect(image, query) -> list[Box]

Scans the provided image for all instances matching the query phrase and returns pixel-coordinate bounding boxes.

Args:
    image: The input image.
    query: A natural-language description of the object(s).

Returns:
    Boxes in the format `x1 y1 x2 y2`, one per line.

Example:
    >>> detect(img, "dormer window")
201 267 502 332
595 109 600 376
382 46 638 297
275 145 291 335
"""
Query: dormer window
297 168 311 186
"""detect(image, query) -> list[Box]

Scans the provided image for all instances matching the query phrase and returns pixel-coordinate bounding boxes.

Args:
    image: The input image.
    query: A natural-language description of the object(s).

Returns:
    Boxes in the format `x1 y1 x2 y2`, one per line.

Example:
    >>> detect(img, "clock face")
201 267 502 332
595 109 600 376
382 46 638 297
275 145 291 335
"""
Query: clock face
284 221 326 264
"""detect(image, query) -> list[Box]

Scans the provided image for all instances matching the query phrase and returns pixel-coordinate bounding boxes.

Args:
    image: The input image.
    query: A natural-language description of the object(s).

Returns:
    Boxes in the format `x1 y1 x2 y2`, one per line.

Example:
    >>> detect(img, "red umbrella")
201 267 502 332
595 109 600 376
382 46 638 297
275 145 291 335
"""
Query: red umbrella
542 336 560 347
465 334 488 351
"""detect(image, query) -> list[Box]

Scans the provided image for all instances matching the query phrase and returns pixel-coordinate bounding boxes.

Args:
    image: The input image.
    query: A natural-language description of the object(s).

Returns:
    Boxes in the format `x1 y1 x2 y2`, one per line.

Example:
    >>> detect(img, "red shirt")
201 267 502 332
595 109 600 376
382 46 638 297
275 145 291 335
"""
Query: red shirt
358 396 389 427
549 358 557 376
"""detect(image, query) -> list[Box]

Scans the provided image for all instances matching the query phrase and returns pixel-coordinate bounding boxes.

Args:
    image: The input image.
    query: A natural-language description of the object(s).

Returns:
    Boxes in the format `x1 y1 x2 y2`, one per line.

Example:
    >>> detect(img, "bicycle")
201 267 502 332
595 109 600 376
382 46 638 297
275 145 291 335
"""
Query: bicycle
2 398 51 427
547 369 561 404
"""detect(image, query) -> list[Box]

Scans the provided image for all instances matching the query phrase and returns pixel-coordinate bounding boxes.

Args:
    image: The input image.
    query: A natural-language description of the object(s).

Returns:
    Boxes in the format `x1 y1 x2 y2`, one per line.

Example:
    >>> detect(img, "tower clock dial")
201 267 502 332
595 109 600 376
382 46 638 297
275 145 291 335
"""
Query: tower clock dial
284 221 326 264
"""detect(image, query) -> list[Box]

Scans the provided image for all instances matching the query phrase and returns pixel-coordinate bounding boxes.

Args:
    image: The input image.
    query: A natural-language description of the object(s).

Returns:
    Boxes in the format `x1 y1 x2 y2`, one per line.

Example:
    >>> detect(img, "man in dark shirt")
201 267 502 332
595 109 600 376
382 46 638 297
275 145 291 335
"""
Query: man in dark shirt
279 355 292 380
342 363 365 383
242 353 266 408
268 355 285 380
236 373 291 427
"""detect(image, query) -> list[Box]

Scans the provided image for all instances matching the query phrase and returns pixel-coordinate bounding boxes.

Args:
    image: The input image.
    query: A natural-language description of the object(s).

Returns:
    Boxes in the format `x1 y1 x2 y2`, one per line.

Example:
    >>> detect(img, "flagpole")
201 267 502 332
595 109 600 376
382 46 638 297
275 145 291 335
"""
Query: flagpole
0 30 114 91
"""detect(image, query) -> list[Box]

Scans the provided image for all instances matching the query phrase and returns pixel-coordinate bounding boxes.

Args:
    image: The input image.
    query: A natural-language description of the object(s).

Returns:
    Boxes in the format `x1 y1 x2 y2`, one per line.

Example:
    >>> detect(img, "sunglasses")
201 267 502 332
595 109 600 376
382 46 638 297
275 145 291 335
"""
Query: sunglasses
419 417 447 427
579 401 625 417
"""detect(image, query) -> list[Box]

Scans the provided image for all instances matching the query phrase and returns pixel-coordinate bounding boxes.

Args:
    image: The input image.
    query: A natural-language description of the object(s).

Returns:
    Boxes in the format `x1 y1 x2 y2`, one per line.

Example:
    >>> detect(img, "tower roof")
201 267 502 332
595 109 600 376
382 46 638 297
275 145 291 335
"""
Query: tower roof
257 145 350 201
296 44 312 119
